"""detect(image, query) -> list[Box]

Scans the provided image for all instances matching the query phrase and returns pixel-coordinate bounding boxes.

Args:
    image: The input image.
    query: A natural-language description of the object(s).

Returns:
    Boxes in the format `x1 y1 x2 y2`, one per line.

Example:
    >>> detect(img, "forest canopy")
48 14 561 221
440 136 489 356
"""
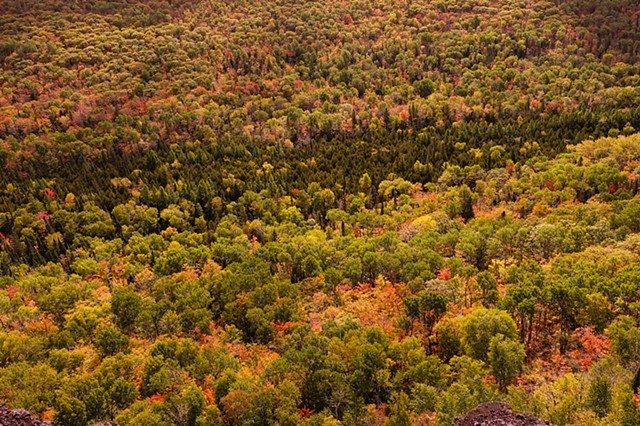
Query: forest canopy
1 0 640 425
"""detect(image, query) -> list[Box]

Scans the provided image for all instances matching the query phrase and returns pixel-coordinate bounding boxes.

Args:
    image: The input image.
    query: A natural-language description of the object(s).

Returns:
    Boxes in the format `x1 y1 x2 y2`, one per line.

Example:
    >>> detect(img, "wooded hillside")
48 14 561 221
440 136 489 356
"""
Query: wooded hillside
1 1 639 425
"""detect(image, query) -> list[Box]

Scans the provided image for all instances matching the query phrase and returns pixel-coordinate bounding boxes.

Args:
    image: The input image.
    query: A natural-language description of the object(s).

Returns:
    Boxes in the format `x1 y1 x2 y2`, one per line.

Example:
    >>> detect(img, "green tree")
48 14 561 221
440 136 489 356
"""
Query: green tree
196 405 222 426
385 391 411 426
461 308 518 361
488 334 525 392
166 384 206 426
606 316 640 366
54 393 88 426
95 325 129 357
413 79 435 98
477 271 498 307
111 285 143 332
587 377 611 418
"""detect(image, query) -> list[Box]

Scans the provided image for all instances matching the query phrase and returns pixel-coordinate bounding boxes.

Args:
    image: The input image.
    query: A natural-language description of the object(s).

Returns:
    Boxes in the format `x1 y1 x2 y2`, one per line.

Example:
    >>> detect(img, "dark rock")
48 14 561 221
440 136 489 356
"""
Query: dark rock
453 402 555 426
0 404 53 426
0 405 118 426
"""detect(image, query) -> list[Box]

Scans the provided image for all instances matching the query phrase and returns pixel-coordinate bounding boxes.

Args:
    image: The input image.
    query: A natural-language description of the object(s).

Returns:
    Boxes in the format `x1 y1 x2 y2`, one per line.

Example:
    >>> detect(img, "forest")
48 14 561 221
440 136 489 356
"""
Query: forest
1 0 640 425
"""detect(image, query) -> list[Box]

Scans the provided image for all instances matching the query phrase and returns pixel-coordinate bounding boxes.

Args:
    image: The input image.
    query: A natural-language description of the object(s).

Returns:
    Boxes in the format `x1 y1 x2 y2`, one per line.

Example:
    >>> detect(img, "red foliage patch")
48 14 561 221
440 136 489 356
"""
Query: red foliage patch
437 268 451 281
43 188 55 199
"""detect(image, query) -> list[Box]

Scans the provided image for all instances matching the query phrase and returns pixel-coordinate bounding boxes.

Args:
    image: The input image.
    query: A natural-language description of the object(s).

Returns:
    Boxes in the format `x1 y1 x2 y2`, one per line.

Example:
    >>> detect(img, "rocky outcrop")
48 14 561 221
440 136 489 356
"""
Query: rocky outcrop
453 402 555 426
0 404 53 426
0 405 118 426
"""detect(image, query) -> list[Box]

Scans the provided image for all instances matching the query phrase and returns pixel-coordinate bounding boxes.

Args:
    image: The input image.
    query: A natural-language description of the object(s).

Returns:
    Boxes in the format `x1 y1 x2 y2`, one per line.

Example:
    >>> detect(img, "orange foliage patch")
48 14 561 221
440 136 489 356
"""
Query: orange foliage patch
569 327 610 371
437 268 451 281
149 393 165 403
332 280 405 337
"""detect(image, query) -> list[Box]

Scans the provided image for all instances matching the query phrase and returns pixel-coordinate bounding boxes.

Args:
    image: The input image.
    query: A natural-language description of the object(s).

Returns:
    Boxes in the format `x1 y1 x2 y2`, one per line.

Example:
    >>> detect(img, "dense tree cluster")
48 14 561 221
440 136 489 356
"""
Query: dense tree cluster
1 130 640 424
1 0 640 425
1 0 640 205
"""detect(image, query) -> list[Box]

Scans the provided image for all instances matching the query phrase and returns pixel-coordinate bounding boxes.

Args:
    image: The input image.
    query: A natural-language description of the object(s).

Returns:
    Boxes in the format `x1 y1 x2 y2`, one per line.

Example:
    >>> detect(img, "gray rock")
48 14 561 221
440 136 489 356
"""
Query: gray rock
452 402 555 426
0 404 53 426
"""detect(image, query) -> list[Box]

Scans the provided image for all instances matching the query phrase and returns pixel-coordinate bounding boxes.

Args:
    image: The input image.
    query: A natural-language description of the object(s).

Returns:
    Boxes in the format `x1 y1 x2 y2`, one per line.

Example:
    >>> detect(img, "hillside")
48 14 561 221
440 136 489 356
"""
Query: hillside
1 1 640 425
